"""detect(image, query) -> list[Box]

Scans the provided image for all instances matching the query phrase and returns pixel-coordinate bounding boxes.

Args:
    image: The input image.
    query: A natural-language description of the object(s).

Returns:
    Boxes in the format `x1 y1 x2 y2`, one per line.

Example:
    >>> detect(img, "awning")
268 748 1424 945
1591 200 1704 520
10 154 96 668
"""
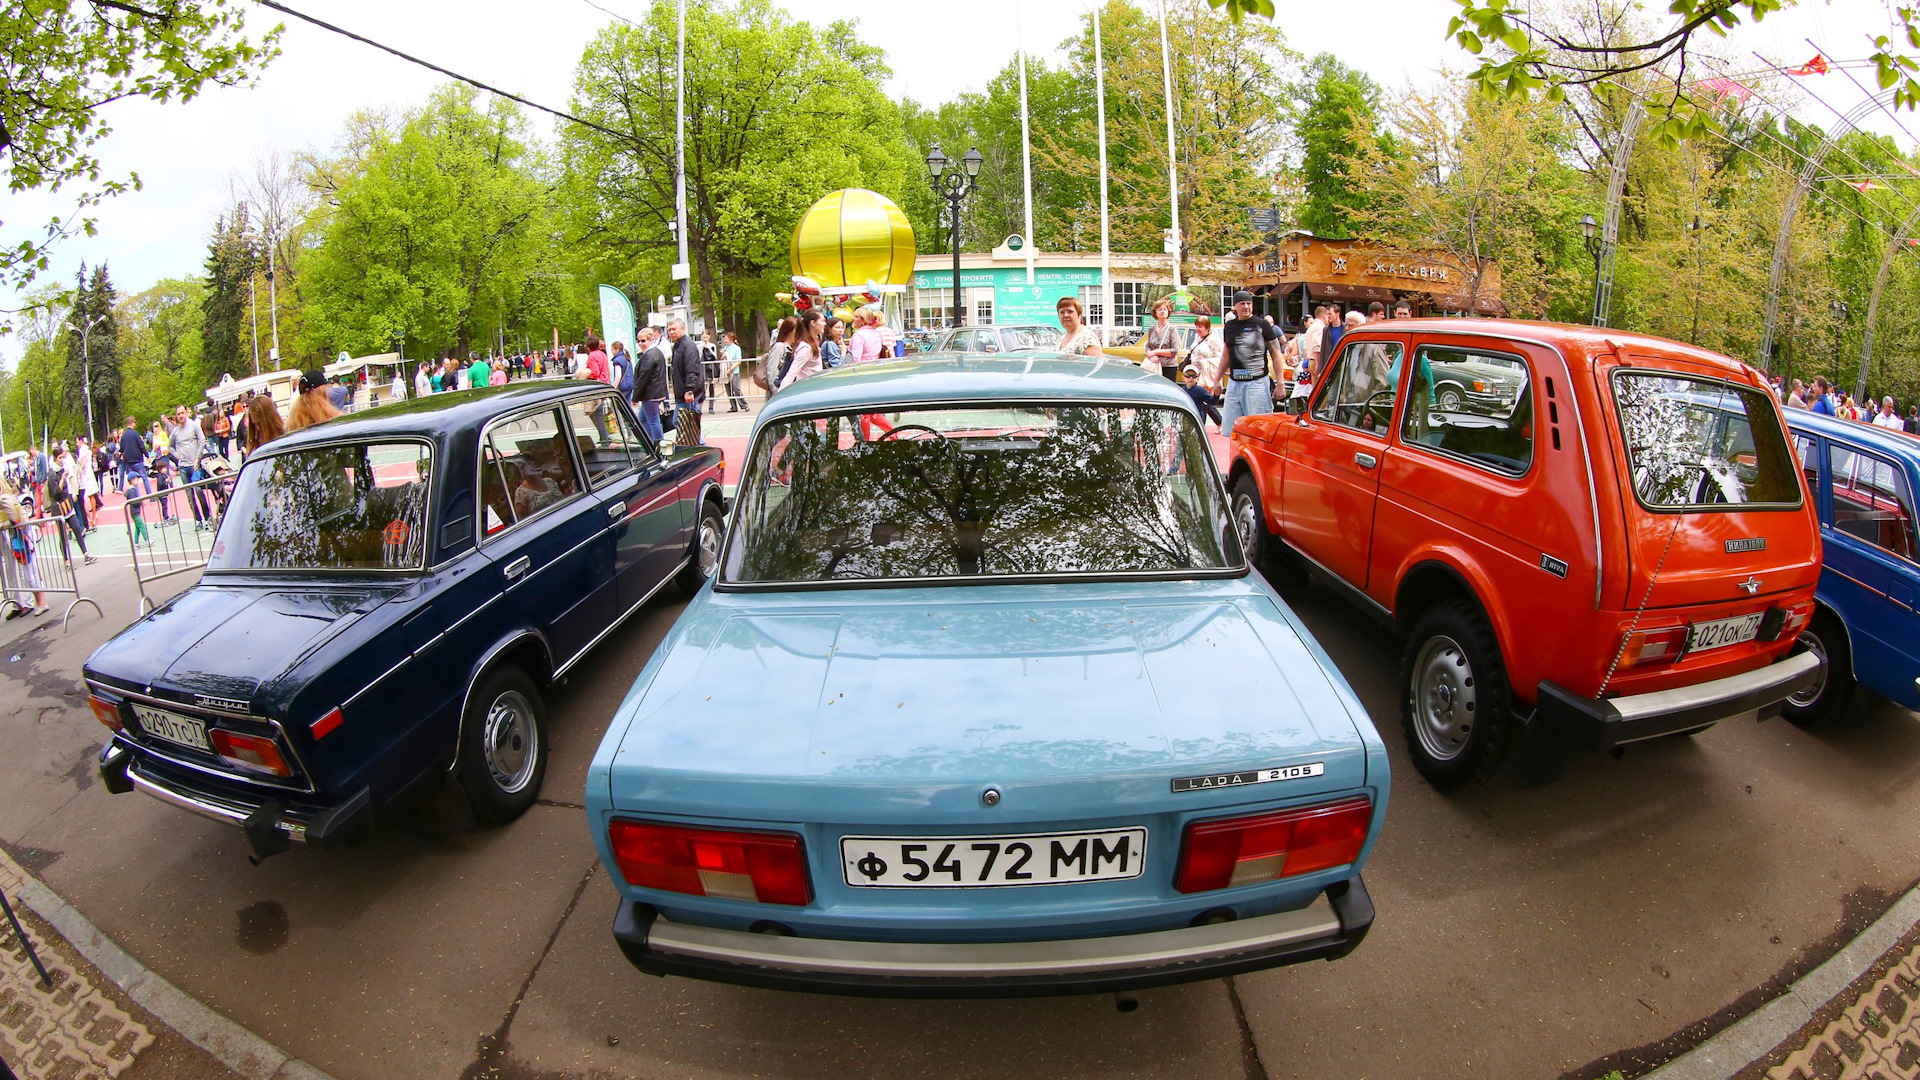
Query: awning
324 352 406 378
1308 282 1399 304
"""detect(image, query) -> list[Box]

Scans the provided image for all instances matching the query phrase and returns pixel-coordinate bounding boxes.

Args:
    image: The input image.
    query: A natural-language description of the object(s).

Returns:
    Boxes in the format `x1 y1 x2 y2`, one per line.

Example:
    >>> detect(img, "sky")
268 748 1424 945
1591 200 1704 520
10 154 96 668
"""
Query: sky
1 0 1910 368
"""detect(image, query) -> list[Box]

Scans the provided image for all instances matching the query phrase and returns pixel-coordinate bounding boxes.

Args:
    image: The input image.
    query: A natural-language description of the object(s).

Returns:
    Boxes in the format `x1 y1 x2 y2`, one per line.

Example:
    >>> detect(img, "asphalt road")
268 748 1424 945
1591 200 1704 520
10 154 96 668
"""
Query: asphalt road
3 563 1918 1080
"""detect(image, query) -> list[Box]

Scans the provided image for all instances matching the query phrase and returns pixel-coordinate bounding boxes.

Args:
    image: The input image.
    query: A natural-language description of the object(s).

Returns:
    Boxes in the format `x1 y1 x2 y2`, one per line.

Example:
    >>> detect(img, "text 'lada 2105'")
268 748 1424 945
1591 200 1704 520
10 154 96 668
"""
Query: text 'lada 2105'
587 356 1389 997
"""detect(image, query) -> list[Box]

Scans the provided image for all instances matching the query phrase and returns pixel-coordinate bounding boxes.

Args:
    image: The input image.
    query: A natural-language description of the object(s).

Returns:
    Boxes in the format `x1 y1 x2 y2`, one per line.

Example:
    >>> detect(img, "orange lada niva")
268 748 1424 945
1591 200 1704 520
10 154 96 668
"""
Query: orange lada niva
1227 319 1822 791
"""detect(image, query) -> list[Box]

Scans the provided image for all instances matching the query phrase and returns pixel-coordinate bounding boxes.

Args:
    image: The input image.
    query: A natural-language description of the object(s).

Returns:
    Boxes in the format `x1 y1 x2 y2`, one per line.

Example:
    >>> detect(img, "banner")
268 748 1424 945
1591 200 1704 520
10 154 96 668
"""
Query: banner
598 285 637 354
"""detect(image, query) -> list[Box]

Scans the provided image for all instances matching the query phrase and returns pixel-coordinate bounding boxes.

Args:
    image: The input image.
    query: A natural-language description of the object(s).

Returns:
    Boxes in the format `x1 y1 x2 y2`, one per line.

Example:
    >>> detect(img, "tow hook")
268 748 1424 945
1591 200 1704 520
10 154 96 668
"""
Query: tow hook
243 802 292 865
98 745 133 795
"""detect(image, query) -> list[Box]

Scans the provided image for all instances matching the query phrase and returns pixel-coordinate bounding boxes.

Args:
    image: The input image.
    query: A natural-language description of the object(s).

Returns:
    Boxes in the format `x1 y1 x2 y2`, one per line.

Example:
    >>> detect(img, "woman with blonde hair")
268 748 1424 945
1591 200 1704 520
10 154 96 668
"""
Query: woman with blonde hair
1055 296 1102 357
244 394 286 456
286 369 342 432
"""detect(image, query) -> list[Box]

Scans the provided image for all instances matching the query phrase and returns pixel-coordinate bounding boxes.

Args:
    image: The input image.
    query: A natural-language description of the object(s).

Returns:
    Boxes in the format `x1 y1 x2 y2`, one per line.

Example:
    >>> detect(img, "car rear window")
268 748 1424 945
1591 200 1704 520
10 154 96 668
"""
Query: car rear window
1611 370 1801 510
725 404 1240 584
210 440 433 571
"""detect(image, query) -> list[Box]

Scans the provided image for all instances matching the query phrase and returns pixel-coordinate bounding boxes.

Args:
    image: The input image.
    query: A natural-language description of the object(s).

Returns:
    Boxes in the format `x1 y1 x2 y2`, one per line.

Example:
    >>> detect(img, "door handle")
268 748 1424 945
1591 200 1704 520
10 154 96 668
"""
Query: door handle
503 555 530 581
607 501 627 522
1354 452 1378 469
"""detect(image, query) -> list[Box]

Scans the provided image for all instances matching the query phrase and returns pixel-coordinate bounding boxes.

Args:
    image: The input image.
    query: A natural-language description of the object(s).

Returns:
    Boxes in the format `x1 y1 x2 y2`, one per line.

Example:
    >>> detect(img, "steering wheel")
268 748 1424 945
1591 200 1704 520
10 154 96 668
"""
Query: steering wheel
877 424 950 443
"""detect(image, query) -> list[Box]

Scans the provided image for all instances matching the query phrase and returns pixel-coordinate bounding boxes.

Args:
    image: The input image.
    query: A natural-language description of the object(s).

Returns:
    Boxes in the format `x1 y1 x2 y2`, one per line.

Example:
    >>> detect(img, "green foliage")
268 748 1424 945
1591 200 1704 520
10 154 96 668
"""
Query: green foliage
302 85 545 360
200 205 254 382
119 277 207 424
0 0 280 290
64 262 121 434
1293 54 1385 237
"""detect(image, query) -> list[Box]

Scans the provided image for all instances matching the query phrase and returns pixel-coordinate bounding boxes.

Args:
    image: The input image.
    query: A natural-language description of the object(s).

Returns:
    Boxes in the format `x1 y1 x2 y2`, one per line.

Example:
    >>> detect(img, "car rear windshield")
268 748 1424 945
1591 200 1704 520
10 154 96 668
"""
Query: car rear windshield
1612 370 1802 510
725 405 1239 584
209 440 434 571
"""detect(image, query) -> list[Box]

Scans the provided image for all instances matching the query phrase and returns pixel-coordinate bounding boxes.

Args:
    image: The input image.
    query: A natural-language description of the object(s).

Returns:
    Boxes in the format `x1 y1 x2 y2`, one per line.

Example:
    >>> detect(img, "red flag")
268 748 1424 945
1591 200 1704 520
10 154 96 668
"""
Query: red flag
1788 54 1829 76
1851 180 1886 192
1696 77 1753 100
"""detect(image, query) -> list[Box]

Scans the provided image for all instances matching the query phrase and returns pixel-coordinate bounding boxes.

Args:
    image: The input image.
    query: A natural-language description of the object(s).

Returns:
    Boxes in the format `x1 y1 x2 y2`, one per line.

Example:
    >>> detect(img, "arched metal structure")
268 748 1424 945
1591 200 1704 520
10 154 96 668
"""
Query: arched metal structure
1856 201 1920 401
1591 99 1644 327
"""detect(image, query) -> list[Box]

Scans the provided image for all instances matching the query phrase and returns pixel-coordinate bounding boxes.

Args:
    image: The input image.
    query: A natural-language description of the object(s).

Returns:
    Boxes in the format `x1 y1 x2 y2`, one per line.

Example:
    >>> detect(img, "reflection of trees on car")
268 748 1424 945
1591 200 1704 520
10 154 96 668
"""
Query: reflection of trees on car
232 444 431 570
734 407 1230 582
1614 375 1795 509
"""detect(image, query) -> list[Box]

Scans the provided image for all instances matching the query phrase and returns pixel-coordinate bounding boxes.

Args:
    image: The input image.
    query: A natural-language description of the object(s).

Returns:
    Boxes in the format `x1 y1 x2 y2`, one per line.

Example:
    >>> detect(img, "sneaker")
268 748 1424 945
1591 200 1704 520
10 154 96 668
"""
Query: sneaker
84 555 98 565
3 608 21 621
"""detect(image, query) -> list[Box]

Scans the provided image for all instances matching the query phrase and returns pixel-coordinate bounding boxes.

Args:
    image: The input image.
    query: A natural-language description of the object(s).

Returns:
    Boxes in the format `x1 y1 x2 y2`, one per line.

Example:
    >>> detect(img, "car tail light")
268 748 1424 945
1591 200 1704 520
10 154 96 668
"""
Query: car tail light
209 730 293 778
607 819 812 906
88 695 123 731
1774 601 1815 642
1174 797 1372 894
1617 624 1689 669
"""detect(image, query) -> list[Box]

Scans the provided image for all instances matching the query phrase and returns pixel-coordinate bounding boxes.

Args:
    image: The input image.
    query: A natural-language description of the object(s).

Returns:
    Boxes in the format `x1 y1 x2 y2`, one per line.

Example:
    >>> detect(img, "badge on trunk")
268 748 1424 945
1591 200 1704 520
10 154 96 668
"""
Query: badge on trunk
1172 763 1325 793
1726 537 1766 553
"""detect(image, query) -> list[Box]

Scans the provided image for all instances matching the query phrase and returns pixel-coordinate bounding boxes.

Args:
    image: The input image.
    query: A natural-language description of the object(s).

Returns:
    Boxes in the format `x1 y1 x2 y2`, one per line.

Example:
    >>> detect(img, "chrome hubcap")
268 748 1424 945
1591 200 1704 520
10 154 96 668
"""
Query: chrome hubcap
1233 493 1258 552
1439 389 1463 410
697 517 720 578
483 690 537 793
1789 631 1829 708
1412 635 1477 762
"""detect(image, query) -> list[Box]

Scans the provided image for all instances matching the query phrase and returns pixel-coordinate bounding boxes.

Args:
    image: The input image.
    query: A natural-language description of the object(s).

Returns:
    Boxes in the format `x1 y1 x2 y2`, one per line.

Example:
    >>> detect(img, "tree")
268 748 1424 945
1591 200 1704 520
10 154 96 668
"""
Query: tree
1292 55 1385 237
117 277 206 422
302 85 545 359
0 0 279 291
63 262 121 437
201 204 255 380
559 0 919 340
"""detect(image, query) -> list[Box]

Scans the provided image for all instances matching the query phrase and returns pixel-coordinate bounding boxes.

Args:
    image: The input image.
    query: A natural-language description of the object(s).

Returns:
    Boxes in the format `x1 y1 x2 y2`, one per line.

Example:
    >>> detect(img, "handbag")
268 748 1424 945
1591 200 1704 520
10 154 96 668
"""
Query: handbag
675 403 702 447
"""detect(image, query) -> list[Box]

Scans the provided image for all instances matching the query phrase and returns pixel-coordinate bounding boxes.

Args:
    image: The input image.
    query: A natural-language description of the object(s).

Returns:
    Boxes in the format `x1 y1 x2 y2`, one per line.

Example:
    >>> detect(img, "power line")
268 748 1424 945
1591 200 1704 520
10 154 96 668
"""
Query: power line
250 0 629 142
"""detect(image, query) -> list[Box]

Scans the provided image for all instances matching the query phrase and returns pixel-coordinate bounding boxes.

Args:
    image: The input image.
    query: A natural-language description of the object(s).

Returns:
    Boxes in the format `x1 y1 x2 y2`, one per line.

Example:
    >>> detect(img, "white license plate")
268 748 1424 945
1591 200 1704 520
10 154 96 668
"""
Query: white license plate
1689 612 1765 654
841 828 1147 888
132 704 211 752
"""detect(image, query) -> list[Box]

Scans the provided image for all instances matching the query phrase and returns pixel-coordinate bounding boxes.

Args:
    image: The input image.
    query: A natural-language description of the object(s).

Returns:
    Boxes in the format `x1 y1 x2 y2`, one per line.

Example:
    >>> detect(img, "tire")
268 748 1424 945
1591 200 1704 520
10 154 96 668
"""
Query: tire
455 666 547 824
1783 610 1853 728
1230 474 1273 568
676 498 724 598
1401 599 1519 792
1437 386 1464 412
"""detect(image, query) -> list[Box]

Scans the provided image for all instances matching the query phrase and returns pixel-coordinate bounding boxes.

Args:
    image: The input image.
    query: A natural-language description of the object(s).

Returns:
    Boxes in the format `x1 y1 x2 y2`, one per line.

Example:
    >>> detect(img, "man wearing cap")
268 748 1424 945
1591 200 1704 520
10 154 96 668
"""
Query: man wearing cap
1219 290 1281 434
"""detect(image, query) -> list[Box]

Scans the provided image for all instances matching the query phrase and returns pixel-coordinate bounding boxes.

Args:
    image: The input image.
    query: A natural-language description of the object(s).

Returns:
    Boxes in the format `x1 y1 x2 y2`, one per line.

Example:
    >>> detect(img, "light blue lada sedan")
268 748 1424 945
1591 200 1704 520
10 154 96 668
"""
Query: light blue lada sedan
586 356 1390 996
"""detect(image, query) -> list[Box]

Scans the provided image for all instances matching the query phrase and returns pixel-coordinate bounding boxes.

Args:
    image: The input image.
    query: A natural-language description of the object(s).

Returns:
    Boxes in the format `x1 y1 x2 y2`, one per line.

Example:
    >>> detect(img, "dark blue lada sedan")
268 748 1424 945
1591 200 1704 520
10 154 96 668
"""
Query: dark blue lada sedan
85 382 724 861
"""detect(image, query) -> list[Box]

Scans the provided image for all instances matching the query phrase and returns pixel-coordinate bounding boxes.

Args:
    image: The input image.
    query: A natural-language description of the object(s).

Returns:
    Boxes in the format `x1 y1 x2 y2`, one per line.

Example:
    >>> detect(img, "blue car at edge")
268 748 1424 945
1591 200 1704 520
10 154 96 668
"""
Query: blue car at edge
587 356 1389 997
85 382 724 860
1782 410 1920 724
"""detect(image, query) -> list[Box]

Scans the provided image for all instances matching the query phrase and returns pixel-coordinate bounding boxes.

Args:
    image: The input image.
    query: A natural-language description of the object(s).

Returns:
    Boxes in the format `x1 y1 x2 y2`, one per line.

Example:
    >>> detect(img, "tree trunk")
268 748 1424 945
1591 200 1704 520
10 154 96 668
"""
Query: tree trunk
695 238 717 338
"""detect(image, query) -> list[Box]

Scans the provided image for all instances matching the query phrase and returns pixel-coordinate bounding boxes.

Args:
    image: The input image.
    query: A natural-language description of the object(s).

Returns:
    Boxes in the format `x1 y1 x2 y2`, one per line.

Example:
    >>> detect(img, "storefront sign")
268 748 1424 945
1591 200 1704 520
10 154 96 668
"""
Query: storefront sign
1365 258 1451 283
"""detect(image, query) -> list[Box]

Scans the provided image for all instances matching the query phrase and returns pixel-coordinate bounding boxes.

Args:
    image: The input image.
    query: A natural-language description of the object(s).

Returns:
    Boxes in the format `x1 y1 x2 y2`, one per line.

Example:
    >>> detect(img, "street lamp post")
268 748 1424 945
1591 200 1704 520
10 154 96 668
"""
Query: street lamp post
1579 214 1601 324
926 144 983 328
67 311 107 444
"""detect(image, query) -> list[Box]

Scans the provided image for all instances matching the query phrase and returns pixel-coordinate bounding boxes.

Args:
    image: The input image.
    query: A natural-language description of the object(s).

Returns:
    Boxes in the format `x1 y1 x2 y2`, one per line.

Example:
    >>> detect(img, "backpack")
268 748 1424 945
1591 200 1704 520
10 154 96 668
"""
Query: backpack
756 342 790 392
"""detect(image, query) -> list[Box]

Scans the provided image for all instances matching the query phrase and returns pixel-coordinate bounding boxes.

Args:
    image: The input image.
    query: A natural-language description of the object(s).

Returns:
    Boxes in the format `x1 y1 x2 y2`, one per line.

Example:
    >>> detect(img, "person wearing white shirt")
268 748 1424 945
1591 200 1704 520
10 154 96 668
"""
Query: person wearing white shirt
1874 397 1907 430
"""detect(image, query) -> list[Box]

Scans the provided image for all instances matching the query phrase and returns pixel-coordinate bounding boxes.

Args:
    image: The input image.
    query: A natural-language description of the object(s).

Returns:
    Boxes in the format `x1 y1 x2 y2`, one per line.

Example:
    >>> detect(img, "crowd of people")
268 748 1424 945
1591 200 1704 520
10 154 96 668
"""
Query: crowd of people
1779 375 1920 433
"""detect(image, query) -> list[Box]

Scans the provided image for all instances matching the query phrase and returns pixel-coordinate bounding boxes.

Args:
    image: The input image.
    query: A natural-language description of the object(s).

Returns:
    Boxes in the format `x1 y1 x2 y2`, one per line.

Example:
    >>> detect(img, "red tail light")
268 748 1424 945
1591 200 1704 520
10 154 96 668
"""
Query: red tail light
1618 624 1689 669
608 819 812 906
1175 797 1372 894
1779 601 1815 640
88 695 123 731
209 730 293 778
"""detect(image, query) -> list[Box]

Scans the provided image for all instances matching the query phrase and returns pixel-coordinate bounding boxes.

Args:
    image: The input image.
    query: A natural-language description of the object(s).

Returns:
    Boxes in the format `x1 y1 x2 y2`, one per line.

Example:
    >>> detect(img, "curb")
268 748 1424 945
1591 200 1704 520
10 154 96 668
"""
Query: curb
14 877 339 1080
1644 880 1920 1080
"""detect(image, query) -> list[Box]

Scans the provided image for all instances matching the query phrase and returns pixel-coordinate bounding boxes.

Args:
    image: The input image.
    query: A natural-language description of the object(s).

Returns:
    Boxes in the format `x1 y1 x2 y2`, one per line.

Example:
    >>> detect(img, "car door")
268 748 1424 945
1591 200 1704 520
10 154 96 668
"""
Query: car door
1820 438 1920 709
478 405 613 668
563 393 687 611
1280 334 1406 590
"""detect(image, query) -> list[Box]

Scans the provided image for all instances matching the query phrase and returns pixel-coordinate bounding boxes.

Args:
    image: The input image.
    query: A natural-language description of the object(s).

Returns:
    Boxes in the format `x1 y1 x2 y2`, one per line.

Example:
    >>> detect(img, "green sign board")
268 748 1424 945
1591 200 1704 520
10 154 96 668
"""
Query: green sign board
912 265 1105 324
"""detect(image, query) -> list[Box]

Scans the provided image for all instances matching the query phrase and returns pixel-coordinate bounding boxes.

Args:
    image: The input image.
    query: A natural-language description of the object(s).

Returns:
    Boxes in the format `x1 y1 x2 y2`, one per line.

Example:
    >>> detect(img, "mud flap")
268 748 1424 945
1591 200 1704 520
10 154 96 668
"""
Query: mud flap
1508 712 1571 790
243 802 292 865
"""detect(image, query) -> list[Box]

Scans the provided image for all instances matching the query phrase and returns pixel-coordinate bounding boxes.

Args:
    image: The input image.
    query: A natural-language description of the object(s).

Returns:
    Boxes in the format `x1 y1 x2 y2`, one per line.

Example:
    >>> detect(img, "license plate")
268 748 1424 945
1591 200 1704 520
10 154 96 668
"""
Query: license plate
131 703 211 752
1689 612 1764 654
841 828 1147 888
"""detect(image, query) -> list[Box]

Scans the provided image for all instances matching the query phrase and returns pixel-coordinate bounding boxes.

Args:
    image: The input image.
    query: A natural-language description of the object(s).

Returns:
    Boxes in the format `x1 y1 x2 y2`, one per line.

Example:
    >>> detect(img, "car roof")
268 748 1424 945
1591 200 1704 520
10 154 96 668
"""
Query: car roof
1345 317 1765 382
261 382 606 453
1788 407 1920 459
757 356 1195 422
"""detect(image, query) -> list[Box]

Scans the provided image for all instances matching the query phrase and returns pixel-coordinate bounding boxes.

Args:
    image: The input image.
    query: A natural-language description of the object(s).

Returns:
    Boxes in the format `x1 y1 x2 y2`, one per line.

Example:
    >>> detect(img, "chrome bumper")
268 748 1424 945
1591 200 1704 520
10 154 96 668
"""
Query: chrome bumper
127 766 314 843
1536 649 1822 750
102 745 370 861
612 877 1373 998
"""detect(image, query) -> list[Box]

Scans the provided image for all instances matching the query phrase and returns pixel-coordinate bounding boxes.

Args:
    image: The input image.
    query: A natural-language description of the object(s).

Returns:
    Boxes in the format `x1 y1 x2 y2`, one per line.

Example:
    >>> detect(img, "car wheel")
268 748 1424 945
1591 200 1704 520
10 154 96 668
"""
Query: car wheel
676 499 725 598
1437 386 1464 411
1401 599 1519 792
1783 610 1853 728
1230 475 1271 567
455 666 547 823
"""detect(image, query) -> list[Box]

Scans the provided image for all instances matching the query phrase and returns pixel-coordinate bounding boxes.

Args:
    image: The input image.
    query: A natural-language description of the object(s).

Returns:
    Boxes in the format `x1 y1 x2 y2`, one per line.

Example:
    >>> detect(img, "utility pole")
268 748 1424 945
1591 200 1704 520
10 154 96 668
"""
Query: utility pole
249 263 261 376
67 312 107 444
1157 0 1183 291
266 222 281 368
673 0 691 329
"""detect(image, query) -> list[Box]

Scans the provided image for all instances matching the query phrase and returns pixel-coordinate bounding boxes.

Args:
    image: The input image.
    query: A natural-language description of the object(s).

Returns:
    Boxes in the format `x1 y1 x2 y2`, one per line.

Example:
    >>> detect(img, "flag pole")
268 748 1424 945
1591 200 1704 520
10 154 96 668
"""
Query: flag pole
1157 0 1182 291
675 0 691 328
1093 3 1112 342
1017 0 1036 287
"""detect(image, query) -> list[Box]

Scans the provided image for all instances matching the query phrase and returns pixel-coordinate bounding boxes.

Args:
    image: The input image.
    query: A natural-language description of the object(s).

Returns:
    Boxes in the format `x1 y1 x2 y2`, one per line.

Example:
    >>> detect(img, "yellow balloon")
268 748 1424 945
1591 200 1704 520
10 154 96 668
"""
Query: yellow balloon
833 306 857 323
790 188 916 289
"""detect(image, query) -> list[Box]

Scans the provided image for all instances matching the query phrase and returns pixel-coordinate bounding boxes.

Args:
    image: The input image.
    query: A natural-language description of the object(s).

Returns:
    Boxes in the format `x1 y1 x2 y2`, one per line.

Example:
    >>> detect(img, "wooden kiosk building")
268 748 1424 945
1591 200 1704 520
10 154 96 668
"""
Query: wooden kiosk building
1241 231 1505 328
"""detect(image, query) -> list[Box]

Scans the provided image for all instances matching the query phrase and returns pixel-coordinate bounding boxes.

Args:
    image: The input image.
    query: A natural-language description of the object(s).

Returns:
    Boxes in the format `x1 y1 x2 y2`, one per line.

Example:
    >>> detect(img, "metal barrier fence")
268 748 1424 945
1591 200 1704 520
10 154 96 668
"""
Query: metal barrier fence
124 471 235 615
0 513 102 631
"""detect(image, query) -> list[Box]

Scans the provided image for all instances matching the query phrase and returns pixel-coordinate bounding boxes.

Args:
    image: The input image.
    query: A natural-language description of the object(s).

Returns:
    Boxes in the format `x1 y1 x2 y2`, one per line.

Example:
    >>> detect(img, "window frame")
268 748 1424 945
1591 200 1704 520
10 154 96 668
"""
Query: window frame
1309 337 1406 440
1826 439 1920 566
1396 342 1538 480
714 397 1249 592
474 400 594 548
1608 368 1805 515
203 434 439 576
564 391 654 488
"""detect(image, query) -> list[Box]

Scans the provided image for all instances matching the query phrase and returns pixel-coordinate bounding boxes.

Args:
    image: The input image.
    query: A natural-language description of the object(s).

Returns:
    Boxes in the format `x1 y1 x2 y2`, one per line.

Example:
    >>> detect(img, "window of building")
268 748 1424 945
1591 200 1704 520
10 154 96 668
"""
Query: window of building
1079 285 1105 327
975 296 994 324
1218 286 1238 316
911 287 954 329
1112 282 1146 328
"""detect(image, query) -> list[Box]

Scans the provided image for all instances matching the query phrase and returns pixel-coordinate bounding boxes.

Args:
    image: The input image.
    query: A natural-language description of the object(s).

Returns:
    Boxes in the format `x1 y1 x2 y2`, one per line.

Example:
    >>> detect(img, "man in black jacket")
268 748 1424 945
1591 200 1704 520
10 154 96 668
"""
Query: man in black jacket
632 329 669 445
668 318 704 446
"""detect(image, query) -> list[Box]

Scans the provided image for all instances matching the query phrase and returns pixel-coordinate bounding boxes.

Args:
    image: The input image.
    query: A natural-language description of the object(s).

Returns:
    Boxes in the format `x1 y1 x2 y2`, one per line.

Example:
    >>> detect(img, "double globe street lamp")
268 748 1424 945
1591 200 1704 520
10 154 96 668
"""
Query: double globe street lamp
925 143 984 329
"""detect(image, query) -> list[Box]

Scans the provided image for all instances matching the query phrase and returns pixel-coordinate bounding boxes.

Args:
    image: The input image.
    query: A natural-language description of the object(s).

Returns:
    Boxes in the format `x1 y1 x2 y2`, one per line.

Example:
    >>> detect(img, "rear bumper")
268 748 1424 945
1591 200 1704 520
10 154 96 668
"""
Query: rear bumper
99 743 370 861
1536 649 1821 749
610 876 1373 998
